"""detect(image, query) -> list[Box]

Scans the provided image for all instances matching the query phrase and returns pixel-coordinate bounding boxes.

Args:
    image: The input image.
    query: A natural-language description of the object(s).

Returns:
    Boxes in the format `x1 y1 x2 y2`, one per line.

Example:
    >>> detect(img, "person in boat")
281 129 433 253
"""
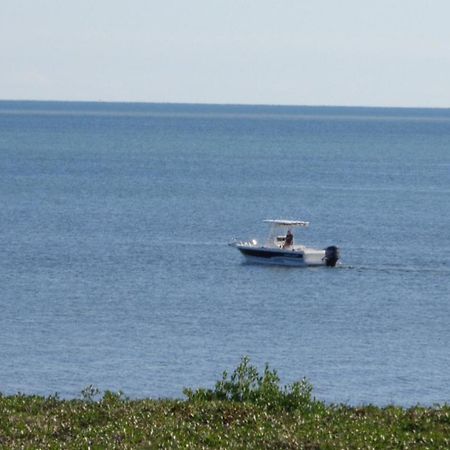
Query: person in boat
283 229 294 248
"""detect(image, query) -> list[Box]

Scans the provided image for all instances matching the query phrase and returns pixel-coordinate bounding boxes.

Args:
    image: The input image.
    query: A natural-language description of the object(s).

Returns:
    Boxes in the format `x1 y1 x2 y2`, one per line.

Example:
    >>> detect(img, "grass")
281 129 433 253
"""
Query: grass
1 357 449 449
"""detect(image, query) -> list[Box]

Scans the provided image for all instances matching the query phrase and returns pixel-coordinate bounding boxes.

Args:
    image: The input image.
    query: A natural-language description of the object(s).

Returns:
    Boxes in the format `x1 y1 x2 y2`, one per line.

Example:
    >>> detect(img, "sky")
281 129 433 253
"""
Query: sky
1 0 450 107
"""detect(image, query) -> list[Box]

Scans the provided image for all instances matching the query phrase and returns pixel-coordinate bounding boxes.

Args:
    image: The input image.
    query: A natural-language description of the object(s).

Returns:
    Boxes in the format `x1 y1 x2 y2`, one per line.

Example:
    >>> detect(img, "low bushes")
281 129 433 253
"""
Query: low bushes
0 357 449 448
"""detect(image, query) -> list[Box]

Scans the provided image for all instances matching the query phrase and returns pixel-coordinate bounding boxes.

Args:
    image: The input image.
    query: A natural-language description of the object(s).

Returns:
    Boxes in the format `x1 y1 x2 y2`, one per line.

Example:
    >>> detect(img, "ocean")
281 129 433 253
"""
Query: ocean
0 100 449 406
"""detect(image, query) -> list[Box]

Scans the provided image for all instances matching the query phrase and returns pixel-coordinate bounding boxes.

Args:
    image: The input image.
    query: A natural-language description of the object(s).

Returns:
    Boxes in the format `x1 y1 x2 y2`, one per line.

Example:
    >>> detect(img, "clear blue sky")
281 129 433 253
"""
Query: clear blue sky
2 0 450 107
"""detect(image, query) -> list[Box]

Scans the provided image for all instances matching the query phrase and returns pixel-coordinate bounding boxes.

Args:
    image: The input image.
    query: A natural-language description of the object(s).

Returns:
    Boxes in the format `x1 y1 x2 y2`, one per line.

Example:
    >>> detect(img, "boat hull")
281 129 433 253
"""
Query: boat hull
236 246 326 267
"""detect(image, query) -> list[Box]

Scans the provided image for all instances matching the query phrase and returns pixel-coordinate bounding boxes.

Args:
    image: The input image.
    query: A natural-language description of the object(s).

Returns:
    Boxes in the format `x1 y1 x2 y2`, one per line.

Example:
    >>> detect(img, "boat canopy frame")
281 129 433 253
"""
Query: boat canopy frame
263 219 310 247
263 219 310 227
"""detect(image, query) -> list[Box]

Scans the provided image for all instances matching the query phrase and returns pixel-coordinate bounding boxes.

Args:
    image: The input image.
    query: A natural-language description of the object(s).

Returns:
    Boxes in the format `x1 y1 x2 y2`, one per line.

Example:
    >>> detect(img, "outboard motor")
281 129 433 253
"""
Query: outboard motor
324 246 340 267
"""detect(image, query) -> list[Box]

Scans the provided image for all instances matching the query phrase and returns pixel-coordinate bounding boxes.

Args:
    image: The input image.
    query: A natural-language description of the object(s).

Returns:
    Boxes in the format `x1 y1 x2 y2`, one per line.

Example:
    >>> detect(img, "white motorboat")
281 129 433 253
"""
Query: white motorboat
229 219 340 267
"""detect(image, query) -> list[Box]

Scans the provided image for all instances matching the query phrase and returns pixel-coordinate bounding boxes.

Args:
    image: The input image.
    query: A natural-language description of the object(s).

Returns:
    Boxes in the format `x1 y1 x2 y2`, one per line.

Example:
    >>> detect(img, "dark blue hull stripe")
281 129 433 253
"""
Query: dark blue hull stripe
239 248 304 259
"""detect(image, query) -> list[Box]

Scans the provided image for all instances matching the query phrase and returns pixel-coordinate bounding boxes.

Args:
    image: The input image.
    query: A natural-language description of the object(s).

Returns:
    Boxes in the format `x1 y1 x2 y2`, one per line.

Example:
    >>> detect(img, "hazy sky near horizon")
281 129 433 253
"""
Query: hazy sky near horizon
1 0 450 107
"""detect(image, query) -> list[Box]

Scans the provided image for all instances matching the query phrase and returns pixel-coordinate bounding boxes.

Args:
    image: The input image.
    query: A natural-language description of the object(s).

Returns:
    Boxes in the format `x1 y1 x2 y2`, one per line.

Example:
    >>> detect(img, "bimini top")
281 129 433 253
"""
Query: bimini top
263 219 310 227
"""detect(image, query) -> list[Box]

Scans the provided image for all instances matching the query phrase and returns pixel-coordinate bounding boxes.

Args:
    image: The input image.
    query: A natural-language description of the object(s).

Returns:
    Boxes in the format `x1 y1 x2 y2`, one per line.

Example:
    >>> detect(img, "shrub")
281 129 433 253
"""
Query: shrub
184 356 315 412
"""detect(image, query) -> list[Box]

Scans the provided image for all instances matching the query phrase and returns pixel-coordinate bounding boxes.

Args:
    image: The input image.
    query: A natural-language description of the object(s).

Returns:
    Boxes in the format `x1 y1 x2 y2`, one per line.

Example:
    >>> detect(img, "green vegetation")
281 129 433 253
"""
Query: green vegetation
1 357 449 449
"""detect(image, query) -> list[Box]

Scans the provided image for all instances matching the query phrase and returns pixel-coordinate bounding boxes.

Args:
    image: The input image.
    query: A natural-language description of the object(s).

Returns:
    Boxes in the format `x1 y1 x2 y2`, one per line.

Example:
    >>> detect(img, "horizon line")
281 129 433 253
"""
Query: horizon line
1 98 450 111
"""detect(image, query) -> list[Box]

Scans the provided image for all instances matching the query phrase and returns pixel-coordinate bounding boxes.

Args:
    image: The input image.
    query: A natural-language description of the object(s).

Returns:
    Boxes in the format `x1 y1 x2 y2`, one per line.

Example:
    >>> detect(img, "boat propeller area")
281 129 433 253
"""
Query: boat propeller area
324 246 340 267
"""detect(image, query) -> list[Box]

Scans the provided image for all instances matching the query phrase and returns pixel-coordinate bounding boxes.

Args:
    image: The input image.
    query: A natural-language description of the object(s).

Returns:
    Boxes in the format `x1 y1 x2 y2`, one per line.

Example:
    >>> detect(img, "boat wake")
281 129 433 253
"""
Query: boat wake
345 263 450 275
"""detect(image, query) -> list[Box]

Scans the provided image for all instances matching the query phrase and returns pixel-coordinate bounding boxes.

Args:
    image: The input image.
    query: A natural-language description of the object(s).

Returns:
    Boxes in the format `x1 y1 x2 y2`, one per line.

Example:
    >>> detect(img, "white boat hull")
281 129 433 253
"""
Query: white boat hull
241 254 309 266
232 244 329 267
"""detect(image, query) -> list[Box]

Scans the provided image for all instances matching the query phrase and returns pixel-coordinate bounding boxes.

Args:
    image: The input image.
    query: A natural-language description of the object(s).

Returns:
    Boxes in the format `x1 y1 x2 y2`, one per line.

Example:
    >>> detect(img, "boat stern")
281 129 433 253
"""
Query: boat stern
323 246 340 267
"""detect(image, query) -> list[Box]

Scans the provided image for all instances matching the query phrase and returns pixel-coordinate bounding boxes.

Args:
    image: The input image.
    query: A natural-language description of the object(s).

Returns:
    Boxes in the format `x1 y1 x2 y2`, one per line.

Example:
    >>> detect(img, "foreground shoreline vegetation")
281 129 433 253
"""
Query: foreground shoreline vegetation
1 358 449 449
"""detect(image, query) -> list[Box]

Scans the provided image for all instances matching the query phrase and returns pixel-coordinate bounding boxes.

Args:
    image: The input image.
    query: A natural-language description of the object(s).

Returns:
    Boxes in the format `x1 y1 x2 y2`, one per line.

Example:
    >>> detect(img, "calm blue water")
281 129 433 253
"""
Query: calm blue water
1 101 449 406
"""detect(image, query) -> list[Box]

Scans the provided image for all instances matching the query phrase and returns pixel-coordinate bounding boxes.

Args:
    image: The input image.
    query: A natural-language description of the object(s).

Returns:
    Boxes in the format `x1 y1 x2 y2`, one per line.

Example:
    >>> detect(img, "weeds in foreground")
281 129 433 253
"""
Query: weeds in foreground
0 357 449 449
